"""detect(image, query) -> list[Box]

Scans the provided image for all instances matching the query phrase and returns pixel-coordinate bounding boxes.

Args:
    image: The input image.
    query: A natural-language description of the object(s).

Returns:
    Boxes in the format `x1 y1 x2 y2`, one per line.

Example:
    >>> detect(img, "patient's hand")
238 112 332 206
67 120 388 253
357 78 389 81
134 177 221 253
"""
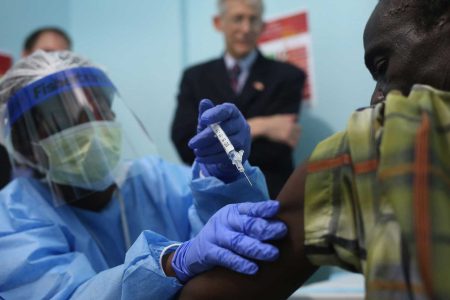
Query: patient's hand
178 164 317 300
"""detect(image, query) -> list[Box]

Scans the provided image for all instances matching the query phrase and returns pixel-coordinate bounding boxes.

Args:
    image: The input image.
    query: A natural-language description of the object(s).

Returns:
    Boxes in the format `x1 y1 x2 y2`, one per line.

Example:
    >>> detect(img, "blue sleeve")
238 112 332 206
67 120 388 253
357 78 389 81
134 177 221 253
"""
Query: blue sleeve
136 156 268 240
0 199 182 299
189 161 269 228
72 231 182 300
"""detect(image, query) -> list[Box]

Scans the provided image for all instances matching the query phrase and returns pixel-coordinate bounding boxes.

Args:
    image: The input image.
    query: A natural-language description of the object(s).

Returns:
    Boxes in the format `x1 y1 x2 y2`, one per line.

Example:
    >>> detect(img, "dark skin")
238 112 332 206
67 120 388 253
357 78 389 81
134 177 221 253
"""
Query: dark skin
179 165 317 300
55 184 115 211
12 96 116 212
178 0 450 298
365 0 450 104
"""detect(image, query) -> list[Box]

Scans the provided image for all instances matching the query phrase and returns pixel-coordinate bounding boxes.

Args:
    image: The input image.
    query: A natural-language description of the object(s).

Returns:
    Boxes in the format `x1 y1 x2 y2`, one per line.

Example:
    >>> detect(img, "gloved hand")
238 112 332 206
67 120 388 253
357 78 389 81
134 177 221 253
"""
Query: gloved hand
188 98 251 182
171 200 287 282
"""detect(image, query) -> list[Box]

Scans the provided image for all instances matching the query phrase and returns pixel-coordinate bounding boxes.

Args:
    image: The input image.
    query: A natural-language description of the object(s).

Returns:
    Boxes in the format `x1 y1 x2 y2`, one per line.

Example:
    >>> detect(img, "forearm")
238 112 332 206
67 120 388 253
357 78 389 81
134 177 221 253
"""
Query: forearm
76 256 178 300
190 161 269 225
248 114 301 148
247 116 267 138
178 165 317 300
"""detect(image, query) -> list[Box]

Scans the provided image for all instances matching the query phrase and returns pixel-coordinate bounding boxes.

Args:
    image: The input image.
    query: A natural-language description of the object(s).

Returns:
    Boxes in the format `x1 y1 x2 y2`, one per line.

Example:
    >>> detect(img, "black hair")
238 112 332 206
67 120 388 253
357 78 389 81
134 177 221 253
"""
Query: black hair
23 27 72 52
380 0 450 30
415 0 450 28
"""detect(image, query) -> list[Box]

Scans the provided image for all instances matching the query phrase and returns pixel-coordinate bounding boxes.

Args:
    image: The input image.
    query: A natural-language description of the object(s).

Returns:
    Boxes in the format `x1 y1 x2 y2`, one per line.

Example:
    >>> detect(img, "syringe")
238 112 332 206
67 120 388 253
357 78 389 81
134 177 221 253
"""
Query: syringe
210 123 252 186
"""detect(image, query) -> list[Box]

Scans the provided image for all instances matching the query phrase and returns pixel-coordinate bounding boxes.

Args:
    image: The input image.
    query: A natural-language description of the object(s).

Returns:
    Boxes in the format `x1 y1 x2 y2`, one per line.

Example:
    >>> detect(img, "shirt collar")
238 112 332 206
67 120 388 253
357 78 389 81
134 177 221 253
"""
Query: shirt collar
224 49 258 72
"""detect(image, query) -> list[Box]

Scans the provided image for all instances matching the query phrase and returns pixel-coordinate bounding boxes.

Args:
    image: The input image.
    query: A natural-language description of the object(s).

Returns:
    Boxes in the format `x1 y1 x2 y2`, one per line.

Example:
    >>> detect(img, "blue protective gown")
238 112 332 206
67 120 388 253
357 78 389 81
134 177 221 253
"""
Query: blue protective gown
0 155 268 299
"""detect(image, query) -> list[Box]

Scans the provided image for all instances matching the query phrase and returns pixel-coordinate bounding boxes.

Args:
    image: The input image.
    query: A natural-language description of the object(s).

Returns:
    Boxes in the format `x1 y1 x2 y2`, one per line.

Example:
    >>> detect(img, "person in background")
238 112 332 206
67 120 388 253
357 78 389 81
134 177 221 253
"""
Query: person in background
0 50 287 299
0 26 71 188
177 0 450 299
21 26 71 57
171 0 305 198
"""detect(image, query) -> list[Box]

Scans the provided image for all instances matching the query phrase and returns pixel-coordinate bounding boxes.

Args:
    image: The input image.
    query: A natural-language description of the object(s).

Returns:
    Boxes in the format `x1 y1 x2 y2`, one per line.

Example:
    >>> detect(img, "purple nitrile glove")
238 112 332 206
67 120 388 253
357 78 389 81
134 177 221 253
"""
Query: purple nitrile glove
171 200 287 282
189 98 251 182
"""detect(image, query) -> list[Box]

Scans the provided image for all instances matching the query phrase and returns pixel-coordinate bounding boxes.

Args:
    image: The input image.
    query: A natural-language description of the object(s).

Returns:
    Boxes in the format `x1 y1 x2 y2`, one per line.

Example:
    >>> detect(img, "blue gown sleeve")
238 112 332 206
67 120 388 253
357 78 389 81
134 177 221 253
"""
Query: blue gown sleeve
0 201 182 300
72 231 182 300
189 160 269 227
138 156 269 239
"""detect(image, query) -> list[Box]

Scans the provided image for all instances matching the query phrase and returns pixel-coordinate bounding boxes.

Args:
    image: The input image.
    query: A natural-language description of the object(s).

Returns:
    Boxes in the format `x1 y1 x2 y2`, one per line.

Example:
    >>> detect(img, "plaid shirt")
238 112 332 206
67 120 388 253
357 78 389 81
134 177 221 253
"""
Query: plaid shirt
304 85 450 300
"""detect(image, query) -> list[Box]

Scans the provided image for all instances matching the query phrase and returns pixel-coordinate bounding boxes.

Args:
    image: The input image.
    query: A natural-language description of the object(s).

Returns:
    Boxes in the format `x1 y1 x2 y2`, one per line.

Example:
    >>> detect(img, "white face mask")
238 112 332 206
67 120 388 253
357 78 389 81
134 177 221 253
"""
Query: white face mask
38 121 122 191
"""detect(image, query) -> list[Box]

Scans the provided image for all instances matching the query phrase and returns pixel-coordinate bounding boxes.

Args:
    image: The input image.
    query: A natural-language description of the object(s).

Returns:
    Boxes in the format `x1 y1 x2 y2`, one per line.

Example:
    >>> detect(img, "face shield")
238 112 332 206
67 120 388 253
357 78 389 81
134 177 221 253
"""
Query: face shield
2 67 158 205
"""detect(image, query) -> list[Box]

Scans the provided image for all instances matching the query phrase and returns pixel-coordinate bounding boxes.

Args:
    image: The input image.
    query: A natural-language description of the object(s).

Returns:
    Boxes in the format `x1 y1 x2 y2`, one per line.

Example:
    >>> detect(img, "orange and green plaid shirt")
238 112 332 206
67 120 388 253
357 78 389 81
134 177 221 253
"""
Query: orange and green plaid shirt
304 85 450 300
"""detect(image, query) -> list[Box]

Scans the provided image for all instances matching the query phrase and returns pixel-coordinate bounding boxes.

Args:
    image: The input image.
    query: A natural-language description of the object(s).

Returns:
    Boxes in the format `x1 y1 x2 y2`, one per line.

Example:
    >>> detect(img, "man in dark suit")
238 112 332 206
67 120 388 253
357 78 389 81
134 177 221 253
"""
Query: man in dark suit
171 0 305 198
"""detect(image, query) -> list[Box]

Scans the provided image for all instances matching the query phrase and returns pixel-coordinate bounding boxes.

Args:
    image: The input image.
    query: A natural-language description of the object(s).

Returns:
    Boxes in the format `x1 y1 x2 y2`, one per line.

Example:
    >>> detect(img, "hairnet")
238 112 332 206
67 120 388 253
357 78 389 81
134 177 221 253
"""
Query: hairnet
0 50 96 107
0 50 98 143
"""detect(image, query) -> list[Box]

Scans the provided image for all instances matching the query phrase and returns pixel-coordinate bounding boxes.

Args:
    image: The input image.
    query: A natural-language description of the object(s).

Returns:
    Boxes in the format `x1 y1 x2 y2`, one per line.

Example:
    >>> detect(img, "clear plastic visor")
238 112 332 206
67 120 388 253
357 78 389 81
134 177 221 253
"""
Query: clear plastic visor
3 67 158 206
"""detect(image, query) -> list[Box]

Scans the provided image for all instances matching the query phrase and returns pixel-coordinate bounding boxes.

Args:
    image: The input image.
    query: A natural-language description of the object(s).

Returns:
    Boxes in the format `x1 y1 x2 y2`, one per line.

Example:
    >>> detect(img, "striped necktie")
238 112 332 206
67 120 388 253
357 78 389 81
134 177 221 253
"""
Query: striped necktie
229 63 241 93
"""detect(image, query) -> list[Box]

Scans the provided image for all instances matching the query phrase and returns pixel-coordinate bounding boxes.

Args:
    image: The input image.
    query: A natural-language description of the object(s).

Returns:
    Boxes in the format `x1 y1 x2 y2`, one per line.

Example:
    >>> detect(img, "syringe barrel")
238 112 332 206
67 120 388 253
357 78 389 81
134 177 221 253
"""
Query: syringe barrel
210 123 252 186
210 123 235 154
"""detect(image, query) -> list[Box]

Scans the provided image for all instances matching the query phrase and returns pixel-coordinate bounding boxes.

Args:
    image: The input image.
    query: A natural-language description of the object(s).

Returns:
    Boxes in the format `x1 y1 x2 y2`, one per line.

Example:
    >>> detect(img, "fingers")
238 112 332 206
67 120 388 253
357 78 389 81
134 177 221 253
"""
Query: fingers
189 124 248 164
196 99 215 133
241 217 287 241
229 215 288 241
199 103 241 126
237 200 281 218
189 119 242 150
189 126 215 149
194 149 228 164
215 231 281 262
199 99 215 115
206 246 259 275
226 201 287 240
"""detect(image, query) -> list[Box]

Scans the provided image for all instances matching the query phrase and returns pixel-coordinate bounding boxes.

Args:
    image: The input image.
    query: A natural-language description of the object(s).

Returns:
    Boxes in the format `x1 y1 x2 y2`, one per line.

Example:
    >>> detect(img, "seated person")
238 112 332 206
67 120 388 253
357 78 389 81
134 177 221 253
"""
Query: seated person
0 50 287 299
178 0 450 299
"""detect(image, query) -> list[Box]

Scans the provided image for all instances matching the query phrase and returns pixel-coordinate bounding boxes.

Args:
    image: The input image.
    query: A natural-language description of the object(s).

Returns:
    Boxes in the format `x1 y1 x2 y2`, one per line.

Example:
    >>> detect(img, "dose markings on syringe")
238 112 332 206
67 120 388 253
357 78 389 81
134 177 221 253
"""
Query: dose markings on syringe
212 126 233 151
216 133 231 148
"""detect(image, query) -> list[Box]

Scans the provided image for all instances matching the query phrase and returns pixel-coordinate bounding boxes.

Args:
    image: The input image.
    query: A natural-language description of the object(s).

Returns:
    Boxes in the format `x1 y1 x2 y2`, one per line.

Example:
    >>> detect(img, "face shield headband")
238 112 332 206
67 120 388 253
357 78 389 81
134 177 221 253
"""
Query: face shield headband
4 67 116 134
2 67 159 207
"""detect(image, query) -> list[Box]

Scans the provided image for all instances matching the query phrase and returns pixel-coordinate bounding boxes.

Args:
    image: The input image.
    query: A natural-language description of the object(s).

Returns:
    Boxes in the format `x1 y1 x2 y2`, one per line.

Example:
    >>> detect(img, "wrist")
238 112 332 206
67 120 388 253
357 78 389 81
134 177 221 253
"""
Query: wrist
171 241 193 283
161 243 182 278
162 252 176 277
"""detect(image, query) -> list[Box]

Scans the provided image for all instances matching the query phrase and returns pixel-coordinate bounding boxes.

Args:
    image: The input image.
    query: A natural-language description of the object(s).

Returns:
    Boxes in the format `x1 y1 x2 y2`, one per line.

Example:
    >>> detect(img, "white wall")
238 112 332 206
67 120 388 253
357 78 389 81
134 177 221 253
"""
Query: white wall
1 0 378 164
0 0 70 61
70 0 185 163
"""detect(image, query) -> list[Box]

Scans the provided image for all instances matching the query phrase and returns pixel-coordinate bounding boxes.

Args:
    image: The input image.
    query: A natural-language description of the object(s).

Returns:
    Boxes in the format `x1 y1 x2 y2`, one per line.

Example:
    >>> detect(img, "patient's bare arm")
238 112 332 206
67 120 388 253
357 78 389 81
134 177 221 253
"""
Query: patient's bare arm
178 165 317 300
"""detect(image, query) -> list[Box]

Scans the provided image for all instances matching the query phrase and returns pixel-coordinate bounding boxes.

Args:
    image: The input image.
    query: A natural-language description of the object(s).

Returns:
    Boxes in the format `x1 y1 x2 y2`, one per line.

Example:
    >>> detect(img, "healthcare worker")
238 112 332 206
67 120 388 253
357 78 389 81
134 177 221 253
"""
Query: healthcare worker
0 51 286 299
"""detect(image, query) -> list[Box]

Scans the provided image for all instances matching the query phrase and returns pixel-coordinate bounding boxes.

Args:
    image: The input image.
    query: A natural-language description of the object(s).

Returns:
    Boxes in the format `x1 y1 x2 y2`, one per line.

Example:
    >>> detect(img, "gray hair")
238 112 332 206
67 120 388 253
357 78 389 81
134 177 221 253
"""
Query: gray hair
217 0 264 16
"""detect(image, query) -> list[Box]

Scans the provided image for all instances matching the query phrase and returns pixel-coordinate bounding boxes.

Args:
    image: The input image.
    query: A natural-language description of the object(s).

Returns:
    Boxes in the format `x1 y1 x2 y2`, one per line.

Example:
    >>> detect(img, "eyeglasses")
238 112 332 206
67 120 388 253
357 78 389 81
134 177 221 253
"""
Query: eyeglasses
225 14 263 30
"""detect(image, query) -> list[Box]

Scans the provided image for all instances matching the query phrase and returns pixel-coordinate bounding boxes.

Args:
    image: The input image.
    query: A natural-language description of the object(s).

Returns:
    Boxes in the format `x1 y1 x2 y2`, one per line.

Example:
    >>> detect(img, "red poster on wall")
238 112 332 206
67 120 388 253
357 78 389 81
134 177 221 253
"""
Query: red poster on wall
0 51 13 78
258 11 314 103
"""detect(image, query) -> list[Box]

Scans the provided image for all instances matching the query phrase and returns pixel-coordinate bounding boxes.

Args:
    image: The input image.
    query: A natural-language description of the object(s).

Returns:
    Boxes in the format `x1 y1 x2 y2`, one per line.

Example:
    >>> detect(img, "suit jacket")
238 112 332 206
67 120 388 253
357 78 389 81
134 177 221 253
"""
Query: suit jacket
171 51 305 198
